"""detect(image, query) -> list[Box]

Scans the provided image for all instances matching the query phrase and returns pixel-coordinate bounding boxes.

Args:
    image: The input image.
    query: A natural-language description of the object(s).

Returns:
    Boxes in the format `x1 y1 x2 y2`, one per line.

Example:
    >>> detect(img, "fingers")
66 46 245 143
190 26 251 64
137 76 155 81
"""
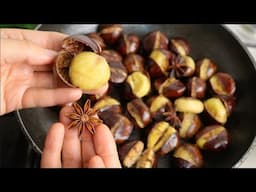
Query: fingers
1 38 57 66
1 28 67 51
22 87 82 109
31 72 54 88
88 156 105 168
81 129 96 168
41 123 64 168
93 124 121 168
60 106 82 168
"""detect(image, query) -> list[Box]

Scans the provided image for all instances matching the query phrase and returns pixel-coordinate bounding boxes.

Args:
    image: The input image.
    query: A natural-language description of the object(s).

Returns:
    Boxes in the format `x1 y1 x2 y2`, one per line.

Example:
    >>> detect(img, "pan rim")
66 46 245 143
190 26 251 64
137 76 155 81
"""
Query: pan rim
15 24 256 168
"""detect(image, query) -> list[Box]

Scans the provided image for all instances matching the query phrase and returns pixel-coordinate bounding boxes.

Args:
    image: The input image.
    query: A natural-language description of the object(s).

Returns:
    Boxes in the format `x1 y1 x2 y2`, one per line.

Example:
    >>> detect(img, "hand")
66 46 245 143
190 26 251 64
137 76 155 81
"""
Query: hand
40 105 121 168
0 29 108 115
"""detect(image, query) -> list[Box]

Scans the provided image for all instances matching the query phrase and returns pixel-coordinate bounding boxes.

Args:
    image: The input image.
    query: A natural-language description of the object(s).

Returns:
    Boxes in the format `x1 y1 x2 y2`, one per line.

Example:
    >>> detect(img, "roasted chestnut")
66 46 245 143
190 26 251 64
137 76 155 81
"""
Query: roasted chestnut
149 95 171 121
187 77 206 99
123 53 145 74
119 140 144 168
127 99 151 128
117 34 140 56
93 96 122 114
179 113 202 139
148 49 172 78
142 30 169 54
173 143 203 168
147 121 180 155
174 97 204 114
87 32 106 50
158 77 186 99
136 148 156 168
100 49 122 63
209 72 236 96
196 125 229 151
169 37 190 56
196 58 217 80
98 24 123 45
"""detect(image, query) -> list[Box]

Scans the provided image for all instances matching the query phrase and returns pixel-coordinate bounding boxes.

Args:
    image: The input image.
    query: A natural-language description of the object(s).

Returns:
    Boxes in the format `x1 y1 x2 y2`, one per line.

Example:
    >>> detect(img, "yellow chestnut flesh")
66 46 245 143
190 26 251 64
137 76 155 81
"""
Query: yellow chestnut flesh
174 97 204 114
69 51 110 90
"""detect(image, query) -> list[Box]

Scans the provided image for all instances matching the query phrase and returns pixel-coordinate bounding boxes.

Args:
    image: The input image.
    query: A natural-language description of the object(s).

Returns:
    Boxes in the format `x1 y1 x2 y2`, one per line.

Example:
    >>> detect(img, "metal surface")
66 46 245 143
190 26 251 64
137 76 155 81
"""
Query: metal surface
16 24 256 168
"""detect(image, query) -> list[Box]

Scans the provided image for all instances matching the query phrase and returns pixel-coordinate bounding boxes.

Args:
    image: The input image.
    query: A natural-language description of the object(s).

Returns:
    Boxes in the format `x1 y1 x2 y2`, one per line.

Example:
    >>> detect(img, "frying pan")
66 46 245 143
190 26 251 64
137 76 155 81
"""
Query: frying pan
15 24 256 168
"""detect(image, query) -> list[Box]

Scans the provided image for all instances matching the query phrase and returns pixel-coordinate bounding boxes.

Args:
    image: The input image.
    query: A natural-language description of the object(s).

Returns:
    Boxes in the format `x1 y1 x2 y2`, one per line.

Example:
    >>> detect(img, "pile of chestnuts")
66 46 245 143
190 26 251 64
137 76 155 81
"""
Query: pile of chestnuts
59 24 237 168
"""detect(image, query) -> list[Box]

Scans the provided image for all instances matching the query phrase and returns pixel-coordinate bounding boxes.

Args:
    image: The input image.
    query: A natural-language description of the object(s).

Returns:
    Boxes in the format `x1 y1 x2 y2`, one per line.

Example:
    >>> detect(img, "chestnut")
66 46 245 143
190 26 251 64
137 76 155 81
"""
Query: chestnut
173 143 203 168
100 49 122 63
108 61 128 83
142 30 169 54
159 77 186 99
136 148 157 168
99 113 133 144
127 99 151 128
169 37 190 56
153 77 167 91
119 140 144 168
123 53 145 74
174 97 204 114
170 55 196 78
179 113 202 139
98 24 123 46
204 97 228 124
218 95 236 116
93 96 122 114
209 72 236 96
87 32 106 50
147 121 180 155
196 58 217 80
148 49 172 78
187 77 206 99
117 34 140 56
124 71 151 100
196 125 229 151
149 95 171 121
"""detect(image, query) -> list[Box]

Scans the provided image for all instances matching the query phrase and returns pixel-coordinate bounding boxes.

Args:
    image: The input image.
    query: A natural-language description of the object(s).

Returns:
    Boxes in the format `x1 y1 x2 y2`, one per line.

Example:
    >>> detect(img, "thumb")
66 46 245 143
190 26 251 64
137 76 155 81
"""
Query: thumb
1 38 57 66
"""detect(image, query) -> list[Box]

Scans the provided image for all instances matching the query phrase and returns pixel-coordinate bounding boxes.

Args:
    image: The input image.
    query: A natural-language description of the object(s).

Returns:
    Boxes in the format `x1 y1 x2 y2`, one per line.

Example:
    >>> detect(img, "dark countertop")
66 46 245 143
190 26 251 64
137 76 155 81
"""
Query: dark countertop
0 112 40 168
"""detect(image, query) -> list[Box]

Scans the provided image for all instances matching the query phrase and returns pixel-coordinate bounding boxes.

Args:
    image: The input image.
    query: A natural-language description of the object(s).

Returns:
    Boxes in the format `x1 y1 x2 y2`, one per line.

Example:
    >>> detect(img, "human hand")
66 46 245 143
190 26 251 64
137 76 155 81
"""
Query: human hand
0 29 108 115
40 105 121 168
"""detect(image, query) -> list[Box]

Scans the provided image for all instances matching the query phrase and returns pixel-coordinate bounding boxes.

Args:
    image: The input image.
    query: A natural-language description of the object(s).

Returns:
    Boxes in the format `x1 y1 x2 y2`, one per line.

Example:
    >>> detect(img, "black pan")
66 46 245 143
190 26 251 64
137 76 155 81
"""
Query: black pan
16 24 256 168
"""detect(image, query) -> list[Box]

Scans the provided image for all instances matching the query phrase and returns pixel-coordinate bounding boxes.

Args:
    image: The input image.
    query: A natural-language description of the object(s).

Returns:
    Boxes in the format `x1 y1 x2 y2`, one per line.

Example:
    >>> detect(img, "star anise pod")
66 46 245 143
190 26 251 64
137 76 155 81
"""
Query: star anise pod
163 102 181 129
168 55 188 78
67 99 102 139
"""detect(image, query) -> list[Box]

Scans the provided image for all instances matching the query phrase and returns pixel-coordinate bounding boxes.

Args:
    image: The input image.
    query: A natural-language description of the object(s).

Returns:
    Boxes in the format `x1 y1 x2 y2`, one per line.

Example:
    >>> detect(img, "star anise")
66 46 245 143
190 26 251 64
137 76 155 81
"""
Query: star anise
67 99 102 139
168 55 188 78
163 102 181 129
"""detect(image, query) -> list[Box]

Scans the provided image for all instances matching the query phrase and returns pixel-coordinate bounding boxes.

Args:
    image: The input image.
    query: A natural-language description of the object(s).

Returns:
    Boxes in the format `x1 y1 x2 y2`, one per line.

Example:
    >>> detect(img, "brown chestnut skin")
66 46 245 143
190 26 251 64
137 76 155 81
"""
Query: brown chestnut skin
148 49 173 78
187 77 206 99
123 54 145 74
179 113 202 139
173 143 203 168
169 37 190 56
127 99 151 128
117 34 140 56
100 49 122 63
119 140 145 168
196 58 217 80
218 95 236 116
108 61 128 83
159 77 186 99
136 148 157 168
93 96 122 114
153 77 167 91
149 95 172 121
142 30 169 54
99 113 133 144
196 125 229 151
209 72 236 96
87 32 106 50
98 24 123 46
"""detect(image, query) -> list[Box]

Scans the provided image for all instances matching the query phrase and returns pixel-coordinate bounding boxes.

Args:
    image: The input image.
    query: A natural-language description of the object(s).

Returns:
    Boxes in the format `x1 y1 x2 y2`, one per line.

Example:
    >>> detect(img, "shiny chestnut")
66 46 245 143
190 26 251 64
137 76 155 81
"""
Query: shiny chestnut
117 34 140 56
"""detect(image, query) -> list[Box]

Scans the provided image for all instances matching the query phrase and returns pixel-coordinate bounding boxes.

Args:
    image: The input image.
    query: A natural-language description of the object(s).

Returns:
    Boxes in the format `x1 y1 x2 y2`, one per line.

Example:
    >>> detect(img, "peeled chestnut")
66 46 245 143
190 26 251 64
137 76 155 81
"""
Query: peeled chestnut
98 24 123 45
87 32 106 50
117 34 140 56
148 49 172 78
187 77 206 99
209 72 236 96
123 53 145 74
196 58 217 80
147 121 180 155
169 37 190 56
127 99 151 128
174 97 204 114
204 97 229 124
173 143 203 168
149 95 171 121
196 125 229 151
136 148 156 168
142 30 169 54
119 140 144 168
99 113 133 144
179 113 201 139
158 77 186 99
124 71 151 100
